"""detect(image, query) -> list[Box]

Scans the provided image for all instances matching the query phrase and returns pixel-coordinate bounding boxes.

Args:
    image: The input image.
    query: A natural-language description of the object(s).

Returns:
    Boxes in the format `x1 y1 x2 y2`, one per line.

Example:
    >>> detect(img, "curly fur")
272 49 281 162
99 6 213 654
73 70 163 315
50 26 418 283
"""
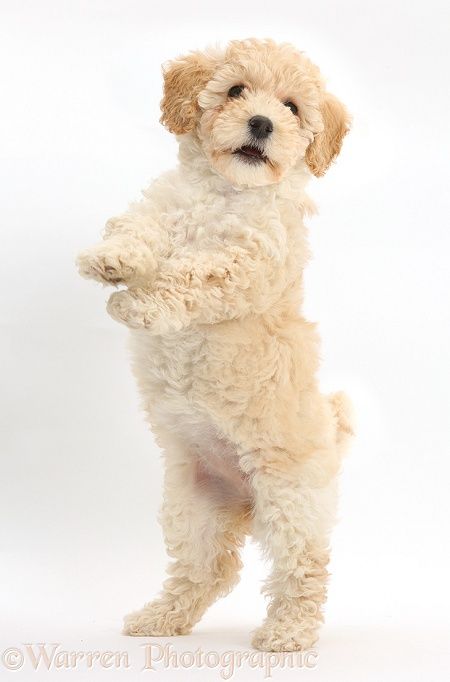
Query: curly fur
77 38 353 652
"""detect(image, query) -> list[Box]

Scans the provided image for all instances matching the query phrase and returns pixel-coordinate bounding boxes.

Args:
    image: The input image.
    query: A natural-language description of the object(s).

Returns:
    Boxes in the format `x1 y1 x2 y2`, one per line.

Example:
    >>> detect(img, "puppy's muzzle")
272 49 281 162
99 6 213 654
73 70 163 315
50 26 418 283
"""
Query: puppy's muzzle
248 115 273 140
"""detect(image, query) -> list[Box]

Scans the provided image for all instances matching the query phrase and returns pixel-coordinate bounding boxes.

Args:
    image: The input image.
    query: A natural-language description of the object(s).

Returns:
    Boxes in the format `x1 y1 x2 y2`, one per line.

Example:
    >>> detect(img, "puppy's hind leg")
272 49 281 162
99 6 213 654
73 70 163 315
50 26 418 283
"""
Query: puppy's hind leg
249 456 338 652
123 440 248 637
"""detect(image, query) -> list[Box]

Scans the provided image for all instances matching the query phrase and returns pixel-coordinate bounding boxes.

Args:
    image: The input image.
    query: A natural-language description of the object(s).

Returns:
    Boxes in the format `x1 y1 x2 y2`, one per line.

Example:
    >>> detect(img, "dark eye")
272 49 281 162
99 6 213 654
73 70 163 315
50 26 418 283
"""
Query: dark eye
228 85 245 98
284 101 298 115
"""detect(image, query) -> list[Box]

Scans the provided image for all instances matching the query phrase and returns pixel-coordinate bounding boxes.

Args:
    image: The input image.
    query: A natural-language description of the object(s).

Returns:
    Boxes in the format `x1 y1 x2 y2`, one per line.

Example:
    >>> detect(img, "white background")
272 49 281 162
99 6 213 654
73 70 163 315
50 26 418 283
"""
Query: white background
1 1 449 680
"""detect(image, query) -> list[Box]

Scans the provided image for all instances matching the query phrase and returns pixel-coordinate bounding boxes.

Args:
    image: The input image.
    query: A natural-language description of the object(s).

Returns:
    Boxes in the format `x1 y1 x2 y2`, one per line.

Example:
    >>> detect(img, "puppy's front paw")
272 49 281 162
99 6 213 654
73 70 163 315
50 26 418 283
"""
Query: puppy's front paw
107 289 186 333
123 602 192 637
251 621 318 652
107 290 153 329
77 243 154 286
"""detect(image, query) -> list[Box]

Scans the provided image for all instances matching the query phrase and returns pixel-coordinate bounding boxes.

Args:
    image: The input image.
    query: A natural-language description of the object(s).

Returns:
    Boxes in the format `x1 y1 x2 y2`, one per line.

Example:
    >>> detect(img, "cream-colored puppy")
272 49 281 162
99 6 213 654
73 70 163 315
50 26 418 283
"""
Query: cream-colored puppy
77 38 353 652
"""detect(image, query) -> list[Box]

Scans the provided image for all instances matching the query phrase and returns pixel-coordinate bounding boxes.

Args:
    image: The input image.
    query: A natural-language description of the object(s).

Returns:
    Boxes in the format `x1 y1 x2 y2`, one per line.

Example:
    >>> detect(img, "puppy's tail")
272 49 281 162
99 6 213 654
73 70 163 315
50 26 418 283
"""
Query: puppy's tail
328 390 354 458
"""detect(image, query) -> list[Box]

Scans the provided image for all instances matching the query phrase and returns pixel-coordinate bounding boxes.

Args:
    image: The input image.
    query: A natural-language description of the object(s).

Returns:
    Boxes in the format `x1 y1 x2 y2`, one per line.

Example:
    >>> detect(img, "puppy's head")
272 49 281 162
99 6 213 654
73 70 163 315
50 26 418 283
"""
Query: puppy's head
161 39 350 188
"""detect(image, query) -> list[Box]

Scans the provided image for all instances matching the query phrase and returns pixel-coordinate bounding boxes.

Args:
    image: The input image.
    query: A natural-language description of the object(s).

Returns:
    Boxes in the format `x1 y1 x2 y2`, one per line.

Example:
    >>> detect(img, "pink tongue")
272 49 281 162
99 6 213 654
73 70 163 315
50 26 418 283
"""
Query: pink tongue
241 146 261 157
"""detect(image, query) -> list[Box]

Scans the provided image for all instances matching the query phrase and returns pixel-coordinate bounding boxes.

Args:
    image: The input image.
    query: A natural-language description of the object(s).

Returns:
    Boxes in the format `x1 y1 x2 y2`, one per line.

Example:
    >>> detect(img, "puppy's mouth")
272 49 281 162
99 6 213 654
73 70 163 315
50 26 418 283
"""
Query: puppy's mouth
233 145 267 164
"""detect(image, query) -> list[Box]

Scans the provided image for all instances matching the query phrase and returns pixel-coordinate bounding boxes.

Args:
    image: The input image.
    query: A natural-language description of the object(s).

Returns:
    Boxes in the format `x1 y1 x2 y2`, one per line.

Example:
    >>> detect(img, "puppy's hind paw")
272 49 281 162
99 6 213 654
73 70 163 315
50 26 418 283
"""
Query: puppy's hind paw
123 603 192 637
251 621 318 652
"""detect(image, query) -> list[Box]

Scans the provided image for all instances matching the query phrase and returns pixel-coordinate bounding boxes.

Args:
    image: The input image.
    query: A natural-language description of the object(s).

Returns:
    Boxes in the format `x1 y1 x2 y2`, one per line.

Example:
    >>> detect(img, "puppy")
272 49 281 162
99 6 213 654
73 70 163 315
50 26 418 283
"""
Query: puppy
77 38 353 652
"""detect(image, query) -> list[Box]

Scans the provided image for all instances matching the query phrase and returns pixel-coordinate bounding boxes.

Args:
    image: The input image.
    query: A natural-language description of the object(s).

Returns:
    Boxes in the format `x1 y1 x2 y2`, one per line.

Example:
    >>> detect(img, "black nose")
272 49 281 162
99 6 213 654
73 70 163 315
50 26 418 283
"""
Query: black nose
248 115 273 140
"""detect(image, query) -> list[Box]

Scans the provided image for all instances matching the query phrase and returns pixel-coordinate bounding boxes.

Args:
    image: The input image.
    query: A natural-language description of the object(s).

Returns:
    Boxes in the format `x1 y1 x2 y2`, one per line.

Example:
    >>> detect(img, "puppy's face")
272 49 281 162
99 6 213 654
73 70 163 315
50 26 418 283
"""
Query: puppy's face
161 40 350 188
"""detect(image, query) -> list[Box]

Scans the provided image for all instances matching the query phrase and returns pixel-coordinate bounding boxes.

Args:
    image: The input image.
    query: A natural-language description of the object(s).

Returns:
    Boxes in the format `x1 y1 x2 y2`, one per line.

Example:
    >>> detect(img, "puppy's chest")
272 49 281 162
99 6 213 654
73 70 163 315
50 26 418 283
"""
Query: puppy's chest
164 193 288 253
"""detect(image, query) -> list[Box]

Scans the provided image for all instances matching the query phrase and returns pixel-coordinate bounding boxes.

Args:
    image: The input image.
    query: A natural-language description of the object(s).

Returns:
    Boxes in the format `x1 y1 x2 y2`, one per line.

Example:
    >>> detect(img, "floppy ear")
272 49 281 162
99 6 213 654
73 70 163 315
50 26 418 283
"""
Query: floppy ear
305 93 350 177
160 51 218 135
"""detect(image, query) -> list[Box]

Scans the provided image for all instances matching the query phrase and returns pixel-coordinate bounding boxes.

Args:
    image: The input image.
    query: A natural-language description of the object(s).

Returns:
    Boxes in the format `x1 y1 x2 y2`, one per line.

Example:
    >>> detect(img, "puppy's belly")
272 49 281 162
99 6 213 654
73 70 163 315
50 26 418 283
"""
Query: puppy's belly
178 418 253 507
156 401 252 505
130 329 253 506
